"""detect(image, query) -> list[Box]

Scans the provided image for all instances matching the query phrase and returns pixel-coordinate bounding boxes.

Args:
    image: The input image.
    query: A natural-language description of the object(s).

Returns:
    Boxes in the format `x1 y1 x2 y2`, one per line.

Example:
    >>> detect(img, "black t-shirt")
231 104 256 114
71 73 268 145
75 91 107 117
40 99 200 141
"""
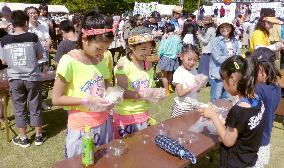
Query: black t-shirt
220 99 265 168
143 20 158 31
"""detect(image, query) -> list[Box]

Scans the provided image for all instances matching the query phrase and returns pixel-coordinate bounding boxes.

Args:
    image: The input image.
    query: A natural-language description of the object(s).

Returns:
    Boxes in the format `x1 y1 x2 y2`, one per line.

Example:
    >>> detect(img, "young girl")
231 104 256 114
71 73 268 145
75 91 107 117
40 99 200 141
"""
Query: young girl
52 11 115 158
113 26 157 138
171 45 199 118
253 47 281 167
158 23 181 94
200 55 265 168
181 21 197 46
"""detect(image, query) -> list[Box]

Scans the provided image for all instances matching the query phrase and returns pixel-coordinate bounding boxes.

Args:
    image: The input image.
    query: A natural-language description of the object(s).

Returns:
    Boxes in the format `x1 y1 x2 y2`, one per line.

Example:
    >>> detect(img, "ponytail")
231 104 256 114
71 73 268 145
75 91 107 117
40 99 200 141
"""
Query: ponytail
220 55 259 98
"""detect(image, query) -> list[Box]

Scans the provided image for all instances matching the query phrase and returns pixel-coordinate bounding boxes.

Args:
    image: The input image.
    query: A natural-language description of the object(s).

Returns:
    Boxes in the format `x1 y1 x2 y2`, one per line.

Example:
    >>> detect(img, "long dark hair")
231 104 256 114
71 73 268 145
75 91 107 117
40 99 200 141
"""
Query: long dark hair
252 47 281 84
181 20 197 41
77 10 114 49
254 16 269 36
216 24 235 39
220 55 259 98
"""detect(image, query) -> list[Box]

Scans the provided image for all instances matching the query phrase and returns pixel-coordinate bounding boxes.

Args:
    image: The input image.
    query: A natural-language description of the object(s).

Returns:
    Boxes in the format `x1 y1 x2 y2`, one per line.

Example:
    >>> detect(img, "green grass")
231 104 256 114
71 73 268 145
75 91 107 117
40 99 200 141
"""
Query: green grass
0 87 284 168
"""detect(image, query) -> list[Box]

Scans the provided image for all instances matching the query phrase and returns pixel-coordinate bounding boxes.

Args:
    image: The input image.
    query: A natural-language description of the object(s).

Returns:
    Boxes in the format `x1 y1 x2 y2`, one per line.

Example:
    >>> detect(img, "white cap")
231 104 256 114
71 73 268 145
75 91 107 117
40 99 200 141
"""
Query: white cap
217 17 233 27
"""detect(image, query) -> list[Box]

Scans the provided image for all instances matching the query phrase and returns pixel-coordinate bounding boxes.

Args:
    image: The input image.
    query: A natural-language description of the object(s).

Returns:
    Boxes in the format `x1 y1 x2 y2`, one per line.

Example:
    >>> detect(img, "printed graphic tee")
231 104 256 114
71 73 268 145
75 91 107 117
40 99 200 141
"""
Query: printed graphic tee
0 32 43 81
56 54 109 130
220 98 265 168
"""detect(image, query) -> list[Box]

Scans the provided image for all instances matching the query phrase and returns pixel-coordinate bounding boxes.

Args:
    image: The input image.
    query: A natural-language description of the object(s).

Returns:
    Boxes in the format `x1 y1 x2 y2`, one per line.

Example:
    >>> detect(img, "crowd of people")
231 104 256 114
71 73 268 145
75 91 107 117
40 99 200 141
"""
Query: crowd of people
0 3 284 168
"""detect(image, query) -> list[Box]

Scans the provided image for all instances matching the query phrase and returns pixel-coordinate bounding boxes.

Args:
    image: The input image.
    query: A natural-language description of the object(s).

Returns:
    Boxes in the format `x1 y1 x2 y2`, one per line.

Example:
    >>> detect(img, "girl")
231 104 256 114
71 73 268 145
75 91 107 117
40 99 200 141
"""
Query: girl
250 16 284 52
200 55 265 168
253 47 281 167
209 18 241 102
52 10 115 158
113 26 157 138
181 21 197 46
171 45 199 118
158 23 181 94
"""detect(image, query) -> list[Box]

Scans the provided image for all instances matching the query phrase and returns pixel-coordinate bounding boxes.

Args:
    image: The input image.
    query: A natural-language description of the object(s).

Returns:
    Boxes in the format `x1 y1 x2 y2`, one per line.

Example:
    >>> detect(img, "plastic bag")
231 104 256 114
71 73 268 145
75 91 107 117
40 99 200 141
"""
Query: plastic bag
85 86 124 112
189 101 230 135
194 74 208 91
139 88 166 103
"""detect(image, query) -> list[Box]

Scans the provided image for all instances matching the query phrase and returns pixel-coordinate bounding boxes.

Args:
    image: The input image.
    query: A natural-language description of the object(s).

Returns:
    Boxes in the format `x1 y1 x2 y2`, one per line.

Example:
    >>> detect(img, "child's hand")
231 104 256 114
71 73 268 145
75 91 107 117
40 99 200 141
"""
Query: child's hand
199 103 217 119
87 95 110 106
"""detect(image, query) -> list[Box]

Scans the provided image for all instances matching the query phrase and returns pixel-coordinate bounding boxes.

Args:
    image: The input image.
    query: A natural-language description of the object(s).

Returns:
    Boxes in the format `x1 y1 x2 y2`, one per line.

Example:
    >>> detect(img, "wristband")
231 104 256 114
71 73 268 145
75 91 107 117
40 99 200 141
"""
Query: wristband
81 97 88 105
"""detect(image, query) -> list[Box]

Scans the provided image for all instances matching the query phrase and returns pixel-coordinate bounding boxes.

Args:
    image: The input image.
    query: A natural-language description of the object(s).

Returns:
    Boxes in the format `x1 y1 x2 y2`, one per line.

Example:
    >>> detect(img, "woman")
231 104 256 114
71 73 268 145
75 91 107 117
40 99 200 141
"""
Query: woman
197 16 216 77
209 18 241 102
250 16 284 52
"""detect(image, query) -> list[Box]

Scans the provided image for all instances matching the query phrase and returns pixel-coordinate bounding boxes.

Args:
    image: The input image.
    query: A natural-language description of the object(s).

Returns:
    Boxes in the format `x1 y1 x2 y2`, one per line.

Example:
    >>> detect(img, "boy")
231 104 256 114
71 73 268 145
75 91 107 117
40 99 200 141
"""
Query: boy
0 10 44 148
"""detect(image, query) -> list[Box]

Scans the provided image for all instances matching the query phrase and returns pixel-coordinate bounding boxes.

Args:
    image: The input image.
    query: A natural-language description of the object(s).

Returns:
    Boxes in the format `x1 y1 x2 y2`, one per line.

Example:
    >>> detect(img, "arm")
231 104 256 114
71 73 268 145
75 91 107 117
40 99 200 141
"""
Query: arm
211 38 229 64
211 114 238 147
175 83 196 97
116 74 140 99
197 28 214 44
52 76 83 106
36 41 44 60
200 106 238 147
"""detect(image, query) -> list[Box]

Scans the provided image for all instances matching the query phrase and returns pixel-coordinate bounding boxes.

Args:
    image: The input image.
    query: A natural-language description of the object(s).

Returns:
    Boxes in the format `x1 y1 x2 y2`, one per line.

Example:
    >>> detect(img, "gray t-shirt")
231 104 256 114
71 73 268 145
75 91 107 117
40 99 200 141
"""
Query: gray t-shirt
54 39 77 63
0 32 43 81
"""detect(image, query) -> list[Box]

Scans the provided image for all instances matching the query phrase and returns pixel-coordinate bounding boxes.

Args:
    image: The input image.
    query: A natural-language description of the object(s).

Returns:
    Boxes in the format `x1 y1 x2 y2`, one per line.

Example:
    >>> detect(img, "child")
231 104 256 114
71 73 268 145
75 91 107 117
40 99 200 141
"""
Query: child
171 45 199 118
0 10 44 148
253 47 281 167
200 55 265 168
181 21 197 46
158 23 181 94
52 10 115 158
113 26 157 138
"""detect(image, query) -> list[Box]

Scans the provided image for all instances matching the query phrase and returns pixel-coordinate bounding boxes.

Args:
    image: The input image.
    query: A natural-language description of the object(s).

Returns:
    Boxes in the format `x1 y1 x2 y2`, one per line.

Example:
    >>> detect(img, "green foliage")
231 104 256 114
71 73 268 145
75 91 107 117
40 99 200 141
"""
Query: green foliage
2 0 205 14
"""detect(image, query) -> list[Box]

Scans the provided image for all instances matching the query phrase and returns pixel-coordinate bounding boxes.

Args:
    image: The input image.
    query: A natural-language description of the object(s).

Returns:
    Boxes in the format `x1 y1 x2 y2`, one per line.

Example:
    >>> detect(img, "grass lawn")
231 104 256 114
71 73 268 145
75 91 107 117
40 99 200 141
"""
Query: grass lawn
0 87 284 168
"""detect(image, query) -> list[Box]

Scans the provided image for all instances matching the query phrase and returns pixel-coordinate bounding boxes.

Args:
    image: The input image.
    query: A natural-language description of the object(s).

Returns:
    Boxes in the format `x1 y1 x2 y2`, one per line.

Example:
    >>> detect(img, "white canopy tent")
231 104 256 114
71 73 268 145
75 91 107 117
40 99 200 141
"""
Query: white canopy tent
0 2 69 13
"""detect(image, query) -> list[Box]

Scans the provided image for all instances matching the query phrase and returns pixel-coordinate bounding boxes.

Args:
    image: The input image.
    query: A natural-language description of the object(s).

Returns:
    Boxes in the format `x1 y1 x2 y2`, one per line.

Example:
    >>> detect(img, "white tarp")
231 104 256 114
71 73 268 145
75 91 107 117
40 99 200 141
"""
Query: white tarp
194 4 237 21
0 2 69 13
157 4 175 16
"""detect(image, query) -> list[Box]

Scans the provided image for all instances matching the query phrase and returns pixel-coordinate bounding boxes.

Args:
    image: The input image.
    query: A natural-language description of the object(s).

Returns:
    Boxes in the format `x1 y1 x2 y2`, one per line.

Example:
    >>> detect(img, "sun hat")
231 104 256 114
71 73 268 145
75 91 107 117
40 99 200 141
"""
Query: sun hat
217 17 233 27
263 17 283 24
173 6 183 14
128 26 154 46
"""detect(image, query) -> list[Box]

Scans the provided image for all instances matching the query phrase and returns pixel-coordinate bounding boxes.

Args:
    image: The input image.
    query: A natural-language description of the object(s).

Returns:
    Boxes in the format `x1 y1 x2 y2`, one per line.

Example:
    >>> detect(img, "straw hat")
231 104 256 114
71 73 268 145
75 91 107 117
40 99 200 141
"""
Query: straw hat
263 17 283 24
173 6 183 14
202 16 213 25
128 26 154 46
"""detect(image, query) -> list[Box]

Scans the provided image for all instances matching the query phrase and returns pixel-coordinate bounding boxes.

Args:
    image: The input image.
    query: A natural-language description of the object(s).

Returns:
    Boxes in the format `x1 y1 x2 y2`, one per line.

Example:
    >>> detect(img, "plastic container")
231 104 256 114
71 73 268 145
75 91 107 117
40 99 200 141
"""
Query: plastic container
155 123 170 136
107 139 128 156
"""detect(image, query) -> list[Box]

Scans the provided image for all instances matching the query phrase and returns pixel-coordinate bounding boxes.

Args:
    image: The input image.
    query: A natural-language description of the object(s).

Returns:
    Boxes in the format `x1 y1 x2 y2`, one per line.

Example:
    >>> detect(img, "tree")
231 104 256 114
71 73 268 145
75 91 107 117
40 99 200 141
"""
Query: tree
2 0 204 14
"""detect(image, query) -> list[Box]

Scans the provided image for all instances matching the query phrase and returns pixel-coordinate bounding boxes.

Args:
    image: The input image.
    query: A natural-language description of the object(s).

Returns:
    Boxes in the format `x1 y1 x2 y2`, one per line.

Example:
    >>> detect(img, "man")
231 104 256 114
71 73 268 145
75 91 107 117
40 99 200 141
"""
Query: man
25 6 51 64
220 6 225 18
214 6 218 17
0 10 44 148
143 11 160 31
170 6 183 33
54 20 77 63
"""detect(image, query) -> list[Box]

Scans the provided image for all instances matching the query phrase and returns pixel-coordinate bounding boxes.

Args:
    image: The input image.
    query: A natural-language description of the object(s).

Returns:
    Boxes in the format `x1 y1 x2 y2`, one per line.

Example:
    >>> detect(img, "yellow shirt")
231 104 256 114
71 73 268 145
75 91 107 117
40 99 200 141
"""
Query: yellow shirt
96 51 113 81
250 30 270 52
114 57 155 115
56 54 107 111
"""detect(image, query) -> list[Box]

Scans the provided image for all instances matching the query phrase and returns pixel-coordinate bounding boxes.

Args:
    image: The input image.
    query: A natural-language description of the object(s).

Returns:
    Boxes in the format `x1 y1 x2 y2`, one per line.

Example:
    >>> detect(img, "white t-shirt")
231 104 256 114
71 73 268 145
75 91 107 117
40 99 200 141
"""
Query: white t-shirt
183 34 195 45
28 22 50 49
225 39 234 57
172 66 198 105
